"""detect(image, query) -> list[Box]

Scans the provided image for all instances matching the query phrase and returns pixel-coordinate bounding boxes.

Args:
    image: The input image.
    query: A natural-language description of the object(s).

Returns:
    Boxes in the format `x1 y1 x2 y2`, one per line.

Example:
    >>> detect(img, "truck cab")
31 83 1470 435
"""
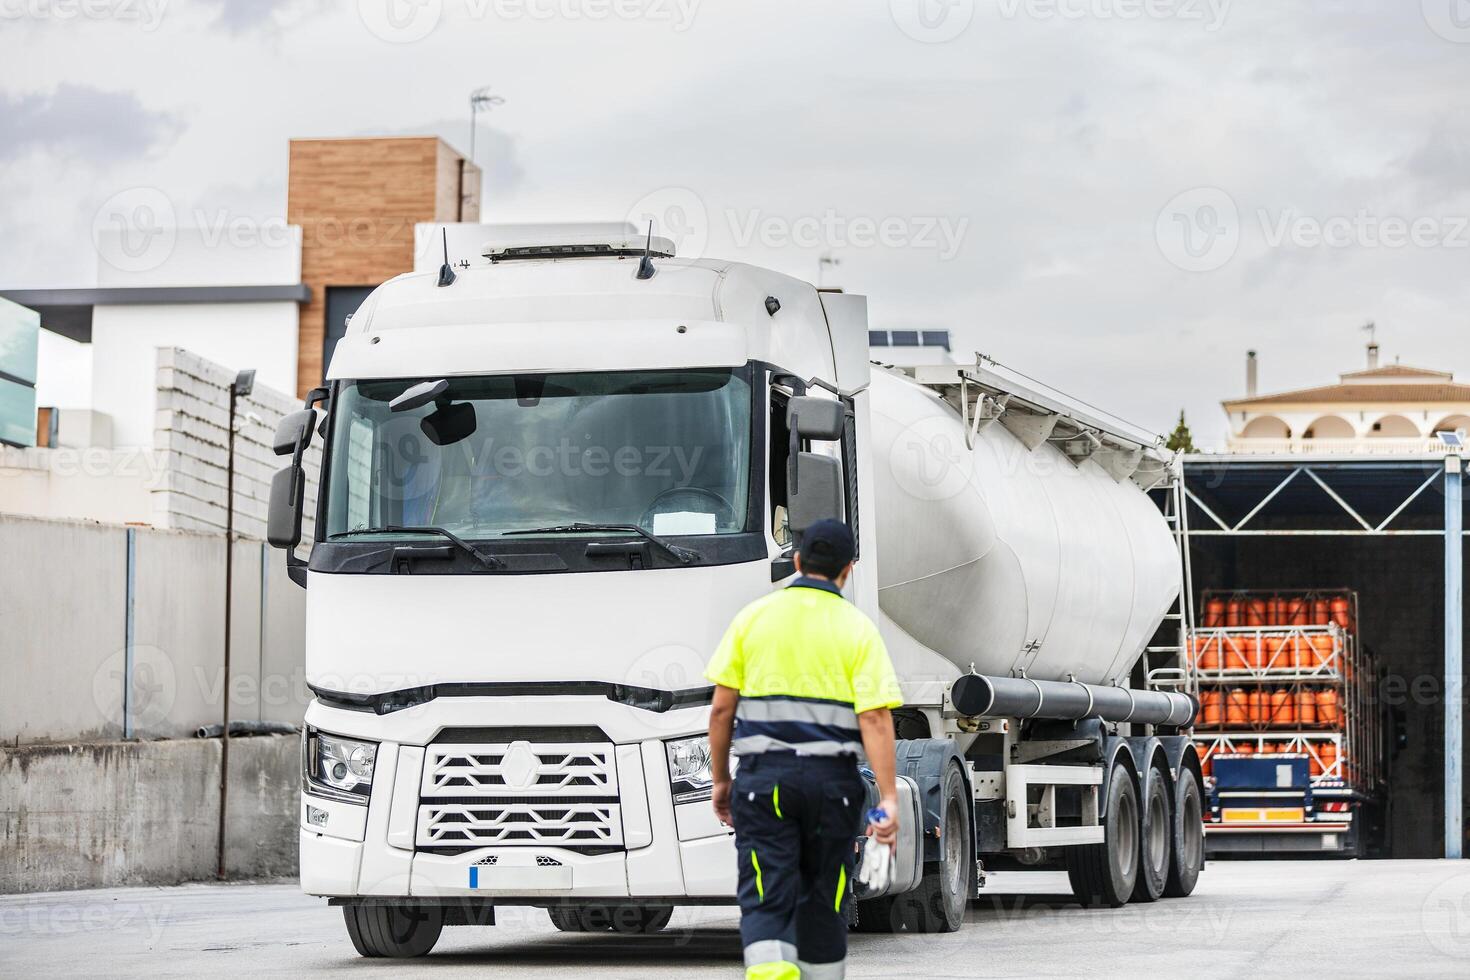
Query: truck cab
269 235 882 953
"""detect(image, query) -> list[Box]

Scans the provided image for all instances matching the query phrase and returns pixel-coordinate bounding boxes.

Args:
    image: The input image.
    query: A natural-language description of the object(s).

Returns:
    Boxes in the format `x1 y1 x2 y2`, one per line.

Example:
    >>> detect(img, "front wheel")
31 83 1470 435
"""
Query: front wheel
892 761 971 933
342 903 444 958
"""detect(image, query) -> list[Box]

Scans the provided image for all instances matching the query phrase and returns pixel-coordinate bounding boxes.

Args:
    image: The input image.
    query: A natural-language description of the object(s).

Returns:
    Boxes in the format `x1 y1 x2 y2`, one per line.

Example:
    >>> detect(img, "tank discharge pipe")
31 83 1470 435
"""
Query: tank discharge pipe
949 673 1197 727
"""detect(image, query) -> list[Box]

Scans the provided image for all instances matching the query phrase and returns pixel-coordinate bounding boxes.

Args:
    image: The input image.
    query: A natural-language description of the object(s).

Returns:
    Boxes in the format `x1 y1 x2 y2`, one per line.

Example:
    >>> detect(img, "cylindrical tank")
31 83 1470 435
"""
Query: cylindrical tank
869 369 1181 686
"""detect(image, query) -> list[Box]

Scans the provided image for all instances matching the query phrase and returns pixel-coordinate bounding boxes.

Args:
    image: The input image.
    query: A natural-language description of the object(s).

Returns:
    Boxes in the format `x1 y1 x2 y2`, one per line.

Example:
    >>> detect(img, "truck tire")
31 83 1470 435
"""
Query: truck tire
342 903 444 958
1163 765 1204 897
1131 764 1171 903
608 906 674 934
547 906 610 932
893 761 971 933
1066 761 1139 908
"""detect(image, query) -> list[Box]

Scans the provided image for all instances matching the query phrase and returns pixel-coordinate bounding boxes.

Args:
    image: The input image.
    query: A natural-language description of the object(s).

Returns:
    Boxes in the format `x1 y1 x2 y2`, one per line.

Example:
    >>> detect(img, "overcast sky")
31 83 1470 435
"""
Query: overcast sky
4 0 1468 446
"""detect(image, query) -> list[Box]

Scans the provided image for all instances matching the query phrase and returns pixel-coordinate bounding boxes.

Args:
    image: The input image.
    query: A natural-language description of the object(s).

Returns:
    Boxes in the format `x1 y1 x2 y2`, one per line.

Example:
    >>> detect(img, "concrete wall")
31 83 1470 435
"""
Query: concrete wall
0 735 299 894
0 514 311 745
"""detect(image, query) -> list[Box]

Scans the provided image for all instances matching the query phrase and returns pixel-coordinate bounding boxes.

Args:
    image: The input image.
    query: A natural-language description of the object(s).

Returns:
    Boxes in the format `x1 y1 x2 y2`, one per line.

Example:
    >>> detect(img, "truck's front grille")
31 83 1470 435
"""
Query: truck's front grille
422 741 617 799
417 799 623 848
417 738 623 851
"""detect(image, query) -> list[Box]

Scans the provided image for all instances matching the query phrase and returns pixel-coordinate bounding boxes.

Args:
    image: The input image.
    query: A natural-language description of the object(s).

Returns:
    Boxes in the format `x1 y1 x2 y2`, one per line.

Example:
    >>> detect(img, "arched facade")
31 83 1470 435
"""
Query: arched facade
1302 415 1355 439
1369 414 1420 438
1432 414 1470 435
1240 415 1290 439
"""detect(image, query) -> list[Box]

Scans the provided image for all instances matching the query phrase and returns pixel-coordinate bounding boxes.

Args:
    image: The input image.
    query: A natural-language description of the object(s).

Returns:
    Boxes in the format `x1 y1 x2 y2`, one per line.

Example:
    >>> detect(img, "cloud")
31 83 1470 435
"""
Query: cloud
207 0 329 33
0 84 182 164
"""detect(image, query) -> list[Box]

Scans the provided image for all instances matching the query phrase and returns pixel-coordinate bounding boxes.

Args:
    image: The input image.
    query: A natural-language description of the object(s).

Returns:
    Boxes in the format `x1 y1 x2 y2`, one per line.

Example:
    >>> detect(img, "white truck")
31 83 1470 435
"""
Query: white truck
266 231 1205 957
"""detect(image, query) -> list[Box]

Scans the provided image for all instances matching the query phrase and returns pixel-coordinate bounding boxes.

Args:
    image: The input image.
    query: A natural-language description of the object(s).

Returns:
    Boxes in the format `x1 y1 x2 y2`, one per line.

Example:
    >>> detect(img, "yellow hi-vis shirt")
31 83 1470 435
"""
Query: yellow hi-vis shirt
705 578 903 757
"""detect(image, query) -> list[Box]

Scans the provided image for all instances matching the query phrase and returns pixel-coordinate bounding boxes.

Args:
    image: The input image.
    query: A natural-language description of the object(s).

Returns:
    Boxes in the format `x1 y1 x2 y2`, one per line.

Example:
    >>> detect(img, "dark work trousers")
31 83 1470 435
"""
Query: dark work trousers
732 752 865 980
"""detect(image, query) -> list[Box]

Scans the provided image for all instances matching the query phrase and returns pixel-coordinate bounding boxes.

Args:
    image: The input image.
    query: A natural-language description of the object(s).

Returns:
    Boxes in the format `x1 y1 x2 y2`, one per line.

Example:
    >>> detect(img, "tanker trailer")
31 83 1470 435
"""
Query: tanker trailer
844 359 1204 931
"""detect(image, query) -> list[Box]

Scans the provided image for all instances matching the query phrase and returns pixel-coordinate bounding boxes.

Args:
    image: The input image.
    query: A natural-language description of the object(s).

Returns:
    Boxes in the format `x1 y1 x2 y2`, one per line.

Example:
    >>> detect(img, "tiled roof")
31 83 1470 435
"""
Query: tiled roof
1340 364 1451 380
1225 383 1470 407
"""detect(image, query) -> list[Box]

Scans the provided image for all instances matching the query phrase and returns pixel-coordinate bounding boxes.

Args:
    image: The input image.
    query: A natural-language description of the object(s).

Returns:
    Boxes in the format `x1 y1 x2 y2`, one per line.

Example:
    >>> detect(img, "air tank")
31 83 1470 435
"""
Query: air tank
868 368 1180 687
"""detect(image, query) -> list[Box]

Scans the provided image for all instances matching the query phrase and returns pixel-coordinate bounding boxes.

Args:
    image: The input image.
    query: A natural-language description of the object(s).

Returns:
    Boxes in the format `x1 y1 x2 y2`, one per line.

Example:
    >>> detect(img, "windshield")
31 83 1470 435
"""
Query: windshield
323 367 753 540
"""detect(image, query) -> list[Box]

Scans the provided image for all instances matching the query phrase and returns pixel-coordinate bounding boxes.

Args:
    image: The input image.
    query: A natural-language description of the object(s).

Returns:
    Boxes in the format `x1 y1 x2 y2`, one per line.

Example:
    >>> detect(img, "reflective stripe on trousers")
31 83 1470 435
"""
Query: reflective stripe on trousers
744 940 799 979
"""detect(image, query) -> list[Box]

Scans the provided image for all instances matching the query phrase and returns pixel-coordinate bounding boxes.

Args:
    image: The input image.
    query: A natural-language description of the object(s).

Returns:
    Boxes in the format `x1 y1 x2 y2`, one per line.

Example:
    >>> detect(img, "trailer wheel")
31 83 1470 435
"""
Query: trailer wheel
1163 765 1204 898
894 761 970 933
1066 761 1139 908
342 903 444 958
1131 764 1171 903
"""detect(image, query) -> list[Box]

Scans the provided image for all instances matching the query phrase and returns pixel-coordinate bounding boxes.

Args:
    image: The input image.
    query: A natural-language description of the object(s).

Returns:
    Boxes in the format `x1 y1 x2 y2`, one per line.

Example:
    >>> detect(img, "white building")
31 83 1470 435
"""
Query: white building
1223 343 1470 454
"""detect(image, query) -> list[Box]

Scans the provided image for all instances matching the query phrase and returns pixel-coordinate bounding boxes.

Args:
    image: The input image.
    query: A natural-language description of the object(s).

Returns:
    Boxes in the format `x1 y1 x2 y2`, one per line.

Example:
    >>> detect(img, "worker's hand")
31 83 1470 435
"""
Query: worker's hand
712 778 733 826
869 796 899 853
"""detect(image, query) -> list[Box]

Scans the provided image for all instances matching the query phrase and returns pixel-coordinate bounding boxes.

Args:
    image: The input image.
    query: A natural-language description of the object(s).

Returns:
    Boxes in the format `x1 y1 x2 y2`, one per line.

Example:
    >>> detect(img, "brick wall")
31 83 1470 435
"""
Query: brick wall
151 347 321 542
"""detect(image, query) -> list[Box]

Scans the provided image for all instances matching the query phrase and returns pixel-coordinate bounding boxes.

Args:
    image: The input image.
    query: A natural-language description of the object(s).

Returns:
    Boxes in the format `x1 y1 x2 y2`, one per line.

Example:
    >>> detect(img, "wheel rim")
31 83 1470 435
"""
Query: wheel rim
1147 784 1168 874
1115 786 1137 879
1180 778 1204 871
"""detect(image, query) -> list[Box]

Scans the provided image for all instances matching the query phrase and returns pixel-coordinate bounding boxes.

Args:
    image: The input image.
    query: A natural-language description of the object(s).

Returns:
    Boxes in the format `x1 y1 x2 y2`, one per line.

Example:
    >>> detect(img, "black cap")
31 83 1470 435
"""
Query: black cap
798 519 855 577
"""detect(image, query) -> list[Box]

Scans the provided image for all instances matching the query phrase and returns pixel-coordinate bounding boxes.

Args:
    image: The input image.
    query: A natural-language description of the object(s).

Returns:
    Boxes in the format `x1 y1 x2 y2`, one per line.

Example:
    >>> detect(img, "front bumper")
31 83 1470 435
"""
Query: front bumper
298 698 737 901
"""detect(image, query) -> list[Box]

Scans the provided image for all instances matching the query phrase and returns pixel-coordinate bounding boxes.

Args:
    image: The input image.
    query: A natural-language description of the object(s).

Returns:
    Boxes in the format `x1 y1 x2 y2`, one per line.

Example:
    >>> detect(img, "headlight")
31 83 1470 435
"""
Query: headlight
666 735 717 804
303 728 377 804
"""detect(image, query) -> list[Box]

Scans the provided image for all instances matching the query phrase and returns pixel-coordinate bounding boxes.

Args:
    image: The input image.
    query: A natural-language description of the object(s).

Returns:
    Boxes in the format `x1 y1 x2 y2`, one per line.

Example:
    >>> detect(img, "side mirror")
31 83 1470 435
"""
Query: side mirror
272 409 316 457
787 452 843 532
267 465 304 551
787 396 845 441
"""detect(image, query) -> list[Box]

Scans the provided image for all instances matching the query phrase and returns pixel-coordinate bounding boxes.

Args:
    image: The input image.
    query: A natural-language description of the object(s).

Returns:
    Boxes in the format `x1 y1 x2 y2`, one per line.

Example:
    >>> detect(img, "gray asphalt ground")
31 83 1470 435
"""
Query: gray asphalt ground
3 860 1469 978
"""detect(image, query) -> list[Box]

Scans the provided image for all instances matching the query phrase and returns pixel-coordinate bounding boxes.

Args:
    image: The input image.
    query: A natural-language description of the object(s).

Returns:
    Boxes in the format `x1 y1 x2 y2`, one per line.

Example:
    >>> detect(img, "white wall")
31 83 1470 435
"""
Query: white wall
96 226 302 288
90 302 299 448
34 331 93 409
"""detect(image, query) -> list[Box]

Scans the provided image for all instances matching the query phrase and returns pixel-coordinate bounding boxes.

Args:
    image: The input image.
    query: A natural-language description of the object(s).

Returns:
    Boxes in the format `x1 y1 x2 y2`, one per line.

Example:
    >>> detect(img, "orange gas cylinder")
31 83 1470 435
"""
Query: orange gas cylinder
1296 688 1318 726
1316 689 1340 727
1201 690 1224 727
1330 596 1352 630
1226 599 1243 628
1224 636 1252 671
1312 597 1331 625
1311 634 1336 668
1200 755 1212 778
1269 688 1295 727
1318 741 1339 776
1267 596 1285 626
1247 689 1267 726
1245 598 1267 627
1225 688 1248 726
1309 749 1324 777
1262 636 1288 668
1284 595 1309 625
1203 599 1226 628
1235 741 1256 756
1198 637 1221 672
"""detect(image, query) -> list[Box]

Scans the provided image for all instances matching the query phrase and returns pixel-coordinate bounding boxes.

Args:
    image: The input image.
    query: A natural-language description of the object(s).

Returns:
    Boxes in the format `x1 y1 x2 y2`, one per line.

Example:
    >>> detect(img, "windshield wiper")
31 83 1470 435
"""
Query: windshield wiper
503 523 701 564
330 525 505 569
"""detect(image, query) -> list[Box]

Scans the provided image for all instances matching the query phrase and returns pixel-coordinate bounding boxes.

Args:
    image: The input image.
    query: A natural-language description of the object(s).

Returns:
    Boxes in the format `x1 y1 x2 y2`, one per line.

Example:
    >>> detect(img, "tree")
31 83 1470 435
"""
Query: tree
1166 410 1196 453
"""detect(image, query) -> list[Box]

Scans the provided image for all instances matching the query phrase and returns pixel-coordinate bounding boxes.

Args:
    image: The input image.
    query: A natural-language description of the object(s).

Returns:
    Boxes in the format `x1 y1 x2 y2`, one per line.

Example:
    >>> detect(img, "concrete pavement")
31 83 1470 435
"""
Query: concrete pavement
3 861 1468 978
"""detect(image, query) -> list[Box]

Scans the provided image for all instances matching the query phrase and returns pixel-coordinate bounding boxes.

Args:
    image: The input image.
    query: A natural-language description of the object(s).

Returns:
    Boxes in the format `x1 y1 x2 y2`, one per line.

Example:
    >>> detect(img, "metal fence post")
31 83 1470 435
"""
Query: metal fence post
1447 455 1464 860
123 527 136 739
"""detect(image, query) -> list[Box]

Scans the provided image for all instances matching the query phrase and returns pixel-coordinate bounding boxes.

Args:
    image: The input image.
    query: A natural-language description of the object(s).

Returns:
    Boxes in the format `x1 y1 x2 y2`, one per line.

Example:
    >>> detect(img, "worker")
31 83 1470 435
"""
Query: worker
705 518 903 980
